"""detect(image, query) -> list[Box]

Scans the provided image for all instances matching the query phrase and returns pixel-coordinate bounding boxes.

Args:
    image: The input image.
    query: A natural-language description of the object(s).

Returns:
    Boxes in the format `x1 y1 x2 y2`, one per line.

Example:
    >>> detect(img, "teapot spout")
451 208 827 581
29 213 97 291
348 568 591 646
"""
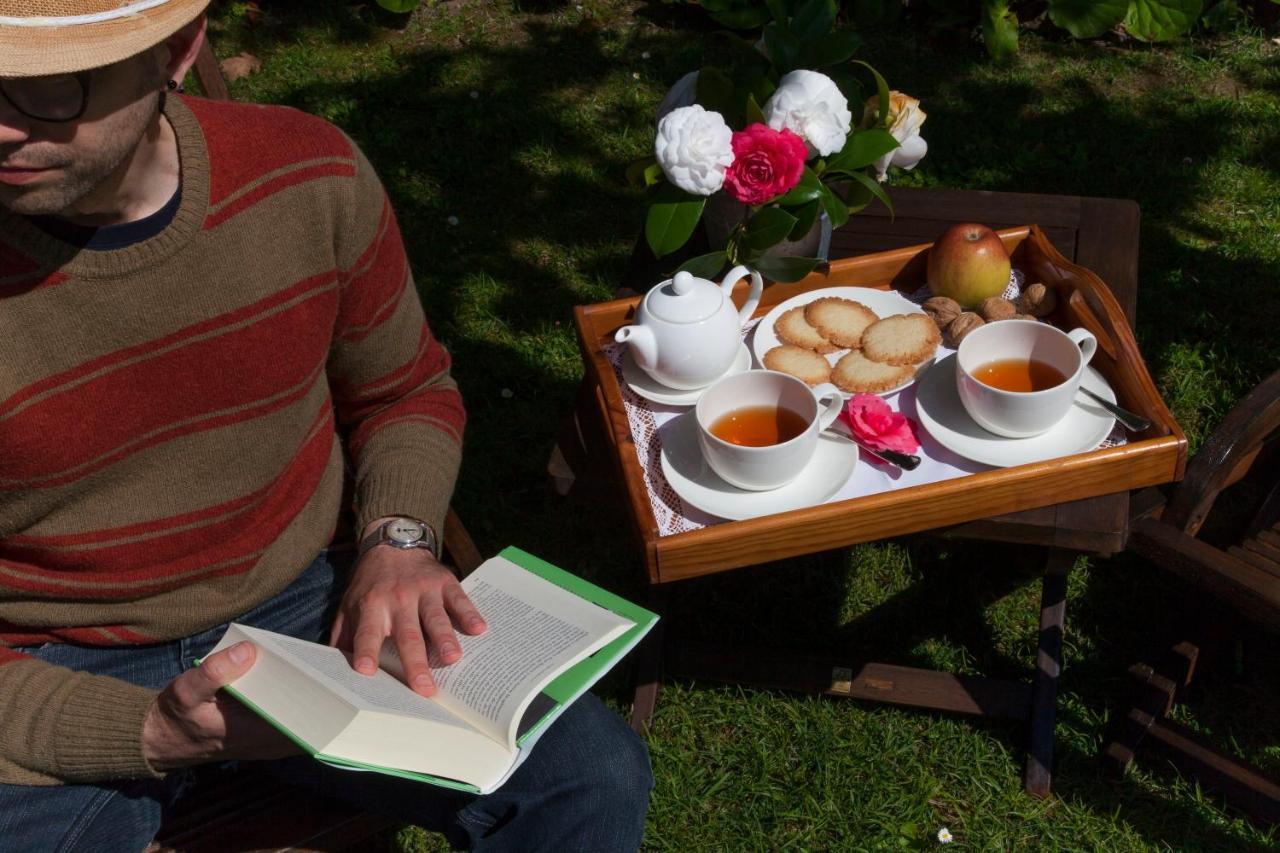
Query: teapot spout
615 325 658 372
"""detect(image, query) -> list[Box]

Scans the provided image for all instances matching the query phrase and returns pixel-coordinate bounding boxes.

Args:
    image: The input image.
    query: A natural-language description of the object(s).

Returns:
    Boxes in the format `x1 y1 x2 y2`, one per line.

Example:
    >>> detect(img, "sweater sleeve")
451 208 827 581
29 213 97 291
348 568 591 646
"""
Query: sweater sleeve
0 647 159 785
328 140 466 541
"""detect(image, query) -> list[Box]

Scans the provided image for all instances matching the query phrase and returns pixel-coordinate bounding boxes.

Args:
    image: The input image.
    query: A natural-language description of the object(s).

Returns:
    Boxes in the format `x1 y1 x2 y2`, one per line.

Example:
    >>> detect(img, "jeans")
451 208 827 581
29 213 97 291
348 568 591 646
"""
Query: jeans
0 551 652 852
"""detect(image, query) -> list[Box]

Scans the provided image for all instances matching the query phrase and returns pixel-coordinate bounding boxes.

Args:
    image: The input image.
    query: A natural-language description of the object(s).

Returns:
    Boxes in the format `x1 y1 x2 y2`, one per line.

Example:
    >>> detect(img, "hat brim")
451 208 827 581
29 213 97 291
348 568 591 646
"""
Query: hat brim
0 0 210 78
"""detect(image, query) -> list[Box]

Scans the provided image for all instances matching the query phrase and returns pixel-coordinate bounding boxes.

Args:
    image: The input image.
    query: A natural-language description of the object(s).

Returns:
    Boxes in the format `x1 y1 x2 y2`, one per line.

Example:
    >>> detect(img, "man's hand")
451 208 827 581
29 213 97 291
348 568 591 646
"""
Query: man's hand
142 641 299 771
329 528 487 697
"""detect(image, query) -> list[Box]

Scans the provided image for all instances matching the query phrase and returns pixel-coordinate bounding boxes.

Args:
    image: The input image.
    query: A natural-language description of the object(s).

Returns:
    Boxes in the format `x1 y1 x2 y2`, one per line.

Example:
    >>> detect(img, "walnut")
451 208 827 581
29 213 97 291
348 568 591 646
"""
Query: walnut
922 296 962 330
1017 282 1057 318
944 312 985 347
979 296 1017 322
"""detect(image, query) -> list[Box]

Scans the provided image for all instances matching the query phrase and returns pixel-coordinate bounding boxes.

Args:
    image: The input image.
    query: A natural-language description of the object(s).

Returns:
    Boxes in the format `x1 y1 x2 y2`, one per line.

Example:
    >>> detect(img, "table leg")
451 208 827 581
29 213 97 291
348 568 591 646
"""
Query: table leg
630 585 670 734
1024 548 1074 797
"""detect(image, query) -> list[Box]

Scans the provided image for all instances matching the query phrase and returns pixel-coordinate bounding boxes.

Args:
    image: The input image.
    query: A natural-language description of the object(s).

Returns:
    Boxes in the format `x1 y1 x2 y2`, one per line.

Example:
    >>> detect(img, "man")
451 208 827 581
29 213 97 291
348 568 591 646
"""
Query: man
0 1 652 850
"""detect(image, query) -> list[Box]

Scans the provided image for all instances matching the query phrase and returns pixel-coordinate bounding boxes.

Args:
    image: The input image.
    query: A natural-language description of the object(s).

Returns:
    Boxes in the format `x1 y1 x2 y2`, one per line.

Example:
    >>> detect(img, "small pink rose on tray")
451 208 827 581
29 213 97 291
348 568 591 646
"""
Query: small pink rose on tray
841 393 920 455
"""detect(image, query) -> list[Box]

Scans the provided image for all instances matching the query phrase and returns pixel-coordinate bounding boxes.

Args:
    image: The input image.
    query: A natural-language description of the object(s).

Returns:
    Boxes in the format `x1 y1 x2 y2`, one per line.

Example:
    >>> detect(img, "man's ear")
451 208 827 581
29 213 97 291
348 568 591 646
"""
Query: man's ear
159 16 208 89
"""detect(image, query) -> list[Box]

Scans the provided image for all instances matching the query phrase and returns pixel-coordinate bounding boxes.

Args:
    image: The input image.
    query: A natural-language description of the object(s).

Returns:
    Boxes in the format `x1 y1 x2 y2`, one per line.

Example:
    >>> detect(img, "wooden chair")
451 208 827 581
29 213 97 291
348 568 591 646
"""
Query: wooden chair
1104 368 1280 828
146 41 486 853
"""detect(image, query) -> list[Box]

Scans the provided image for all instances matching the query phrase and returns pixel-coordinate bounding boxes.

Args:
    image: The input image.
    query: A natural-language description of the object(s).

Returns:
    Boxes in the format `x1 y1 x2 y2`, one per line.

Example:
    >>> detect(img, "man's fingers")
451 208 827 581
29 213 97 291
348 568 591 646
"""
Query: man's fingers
176 642 256 707
392 610 435 696
327 611 346 648
351 620 388 675
443 584 487 635
420 600 461 666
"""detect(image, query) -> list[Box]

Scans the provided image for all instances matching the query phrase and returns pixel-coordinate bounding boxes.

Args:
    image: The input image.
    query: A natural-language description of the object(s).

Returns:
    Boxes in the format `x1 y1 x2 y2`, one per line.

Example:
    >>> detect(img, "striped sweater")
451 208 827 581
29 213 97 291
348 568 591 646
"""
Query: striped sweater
0 96 465 785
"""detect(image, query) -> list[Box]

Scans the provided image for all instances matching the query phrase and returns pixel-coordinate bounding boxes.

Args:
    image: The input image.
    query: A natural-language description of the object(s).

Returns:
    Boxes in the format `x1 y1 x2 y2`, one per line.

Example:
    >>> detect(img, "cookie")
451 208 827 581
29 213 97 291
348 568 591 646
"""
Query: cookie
860 314 941 366
803 298 878 349
763 345 832 386
831 351 916 394
774 307 839 354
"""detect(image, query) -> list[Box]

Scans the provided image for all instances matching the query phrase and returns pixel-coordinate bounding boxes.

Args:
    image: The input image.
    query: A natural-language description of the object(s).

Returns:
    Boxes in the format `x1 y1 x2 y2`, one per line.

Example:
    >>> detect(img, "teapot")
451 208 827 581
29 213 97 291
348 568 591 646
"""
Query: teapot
615 265 763 391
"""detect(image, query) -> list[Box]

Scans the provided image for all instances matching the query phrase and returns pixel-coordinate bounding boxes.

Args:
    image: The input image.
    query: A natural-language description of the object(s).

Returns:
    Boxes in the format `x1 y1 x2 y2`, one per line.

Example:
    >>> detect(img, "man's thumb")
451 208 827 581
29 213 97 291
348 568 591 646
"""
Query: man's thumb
198 641 256 688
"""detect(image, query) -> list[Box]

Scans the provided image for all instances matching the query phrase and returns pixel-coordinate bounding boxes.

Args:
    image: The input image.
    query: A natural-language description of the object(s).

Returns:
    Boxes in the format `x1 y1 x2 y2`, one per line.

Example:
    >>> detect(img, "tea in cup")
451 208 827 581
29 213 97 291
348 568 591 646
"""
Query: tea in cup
695 370 844 491
955 321 1098 438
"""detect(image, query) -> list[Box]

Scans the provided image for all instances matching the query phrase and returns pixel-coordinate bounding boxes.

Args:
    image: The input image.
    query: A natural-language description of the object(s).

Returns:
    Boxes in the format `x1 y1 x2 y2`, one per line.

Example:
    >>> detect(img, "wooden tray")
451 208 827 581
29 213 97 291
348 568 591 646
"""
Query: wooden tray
573 225 1187 585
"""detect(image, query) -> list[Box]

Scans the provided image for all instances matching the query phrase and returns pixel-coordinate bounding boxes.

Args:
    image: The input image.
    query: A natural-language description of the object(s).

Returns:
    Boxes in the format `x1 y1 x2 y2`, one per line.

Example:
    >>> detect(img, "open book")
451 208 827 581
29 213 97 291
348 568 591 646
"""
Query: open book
208 546 658 793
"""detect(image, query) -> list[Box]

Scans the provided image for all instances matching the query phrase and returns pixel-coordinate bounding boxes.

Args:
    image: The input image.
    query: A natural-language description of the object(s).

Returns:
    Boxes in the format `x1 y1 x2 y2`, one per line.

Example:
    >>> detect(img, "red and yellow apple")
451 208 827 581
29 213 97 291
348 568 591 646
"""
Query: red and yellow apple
926 223 1011 309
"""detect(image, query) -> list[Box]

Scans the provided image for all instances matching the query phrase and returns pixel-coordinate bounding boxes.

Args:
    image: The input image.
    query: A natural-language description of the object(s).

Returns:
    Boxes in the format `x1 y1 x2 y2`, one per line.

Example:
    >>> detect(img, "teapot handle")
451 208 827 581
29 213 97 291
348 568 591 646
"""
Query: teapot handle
721 265 764 326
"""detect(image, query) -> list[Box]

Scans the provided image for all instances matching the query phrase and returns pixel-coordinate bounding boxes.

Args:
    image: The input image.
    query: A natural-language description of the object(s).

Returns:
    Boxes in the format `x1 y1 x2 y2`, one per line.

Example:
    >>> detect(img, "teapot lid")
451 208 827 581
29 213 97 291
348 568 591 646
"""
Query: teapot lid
644 271 724 323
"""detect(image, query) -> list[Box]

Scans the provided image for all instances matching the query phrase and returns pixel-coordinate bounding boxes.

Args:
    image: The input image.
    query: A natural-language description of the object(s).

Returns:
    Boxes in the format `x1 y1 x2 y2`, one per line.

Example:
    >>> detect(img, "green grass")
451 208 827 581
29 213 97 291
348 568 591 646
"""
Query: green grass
207 3 1280 849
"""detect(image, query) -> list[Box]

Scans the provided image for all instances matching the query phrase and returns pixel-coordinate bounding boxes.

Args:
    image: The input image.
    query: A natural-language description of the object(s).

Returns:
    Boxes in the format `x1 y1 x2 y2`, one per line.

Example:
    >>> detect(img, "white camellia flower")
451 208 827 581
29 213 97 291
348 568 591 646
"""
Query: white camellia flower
654 104 734 196
762 70 852 158
867 91 928 182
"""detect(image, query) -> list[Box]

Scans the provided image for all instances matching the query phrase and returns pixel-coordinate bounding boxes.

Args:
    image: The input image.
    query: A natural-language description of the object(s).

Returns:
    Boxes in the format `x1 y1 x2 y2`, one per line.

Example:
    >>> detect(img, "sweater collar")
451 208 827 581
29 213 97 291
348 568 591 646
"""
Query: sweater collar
0 95 210 282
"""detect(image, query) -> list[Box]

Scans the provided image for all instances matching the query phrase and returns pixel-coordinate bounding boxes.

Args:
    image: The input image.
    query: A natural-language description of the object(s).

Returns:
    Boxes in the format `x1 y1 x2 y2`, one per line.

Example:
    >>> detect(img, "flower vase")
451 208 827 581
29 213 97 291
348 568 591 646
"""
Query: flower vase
701 191 832 265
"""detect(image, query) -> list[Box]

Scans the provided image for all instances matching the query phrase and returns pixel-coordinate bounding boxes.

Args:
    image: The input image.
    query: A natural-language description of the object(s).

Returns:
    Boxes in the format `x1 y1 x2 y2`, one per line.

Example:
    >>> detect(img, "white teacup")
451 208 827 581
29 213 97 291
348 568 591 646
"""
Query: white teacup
695 370 844 491
956 321 1098 438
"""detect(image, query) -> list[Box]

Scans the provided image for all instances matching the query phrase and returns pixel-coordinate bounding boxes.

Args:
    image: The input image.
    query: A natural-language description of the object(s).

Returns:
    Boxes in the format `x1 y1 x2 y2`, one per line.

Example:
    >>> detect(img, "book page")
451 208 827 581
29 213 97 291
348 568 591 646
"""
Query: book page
250 629 474 732
420 557 633 747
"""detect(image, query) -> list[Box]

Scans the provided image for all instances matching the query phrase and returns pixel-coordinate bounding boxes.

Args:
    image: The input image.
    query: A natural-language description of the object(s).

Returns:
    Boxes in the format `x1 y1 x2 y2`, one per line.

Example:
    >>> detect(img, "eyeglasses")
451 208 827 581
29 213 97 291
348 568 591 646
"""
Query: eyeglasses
0 73 91 123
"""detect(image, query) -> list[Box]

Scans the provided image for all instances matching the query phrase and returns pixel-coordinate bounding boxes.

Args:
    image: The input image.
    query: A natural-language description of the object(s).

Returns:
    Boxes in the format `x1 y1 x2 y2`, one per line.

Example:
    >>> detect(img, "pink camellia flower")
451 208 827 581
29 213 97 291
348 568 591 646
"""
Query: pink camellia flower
840 393 920 455
723 123 807 205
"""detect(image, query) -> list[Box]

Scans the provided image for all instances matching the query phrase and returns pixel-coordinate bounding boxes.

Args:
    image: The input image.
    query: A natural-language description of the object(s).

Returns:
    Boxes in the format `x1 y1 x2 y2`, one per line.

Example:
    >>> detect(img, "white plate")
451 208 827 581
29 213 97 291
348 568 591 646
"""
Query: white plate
750 286 931 396
912 353 1117 468
658 410 858 521
622 343 751 408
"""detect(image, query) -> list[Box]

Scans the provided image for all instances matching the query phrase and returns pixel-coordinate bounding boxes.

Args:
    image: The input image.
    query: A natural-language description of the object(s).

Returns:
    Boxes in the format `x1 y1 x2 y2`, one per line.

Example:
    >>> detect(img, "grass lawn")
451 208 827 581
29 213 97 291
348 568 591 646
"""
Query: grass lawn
207 2 1279 849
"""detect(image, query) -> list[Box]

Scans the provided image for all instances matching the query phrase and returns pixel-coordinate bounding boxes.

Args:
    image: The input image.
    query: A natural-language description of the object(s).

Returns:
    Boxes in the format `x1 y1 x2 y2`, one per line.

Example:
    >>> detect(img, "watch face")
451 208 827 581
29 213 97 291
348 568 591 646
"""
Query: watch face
387 519 425 545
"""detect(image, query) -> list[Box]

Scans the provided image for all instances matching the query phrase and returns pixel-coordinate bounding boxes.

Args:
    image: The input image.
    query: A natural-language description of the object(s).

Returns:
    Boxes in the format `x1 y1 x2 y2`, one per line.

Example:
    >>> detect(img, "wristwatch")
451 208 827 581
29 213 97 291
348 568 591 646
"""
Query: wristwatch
358 516 440 560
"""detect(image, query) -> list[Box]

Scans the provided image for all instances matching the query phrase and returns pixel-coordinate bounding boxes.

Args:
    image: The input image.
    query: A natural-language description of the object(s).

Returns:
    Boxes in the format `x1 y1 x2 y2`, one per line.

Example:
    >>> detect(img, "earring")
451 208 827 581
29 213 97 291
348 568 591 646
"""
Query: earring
166 79 184 93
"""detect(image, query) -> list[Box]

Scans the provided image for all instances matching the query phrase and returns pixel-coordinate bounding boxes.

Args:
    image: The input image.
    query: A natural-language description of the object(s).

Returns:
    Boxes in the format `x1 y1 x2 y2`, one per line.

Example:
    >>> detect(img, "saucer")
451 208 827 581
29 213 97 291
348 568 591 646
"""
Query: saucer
658 411 858 521
750 286 931 397
913 353 1117 468
621 343 751 408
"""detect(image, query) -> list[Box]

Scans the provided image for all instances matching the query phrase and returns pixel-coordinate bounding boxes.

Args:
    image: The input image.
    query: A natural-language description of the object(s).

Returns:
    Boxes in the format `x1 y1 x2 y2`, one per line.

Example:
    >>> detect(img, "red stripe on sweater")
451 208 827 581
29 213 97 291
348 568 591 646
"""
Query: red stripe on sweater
0 648 27 665
0 272 338 420
0 412 334 596
204 162 358 231
337 202 408 339
183 96 356 208
0 289 337 485
0 408 333 572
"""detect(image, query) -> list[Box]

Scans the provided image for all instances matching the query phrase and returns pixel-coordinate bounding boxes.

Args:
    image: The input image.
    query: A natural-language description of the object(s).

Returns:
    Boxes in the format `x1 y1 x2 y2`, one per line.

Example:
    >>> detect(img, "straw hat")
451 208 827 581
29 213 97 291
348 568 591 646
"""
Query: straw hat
0 0 210 78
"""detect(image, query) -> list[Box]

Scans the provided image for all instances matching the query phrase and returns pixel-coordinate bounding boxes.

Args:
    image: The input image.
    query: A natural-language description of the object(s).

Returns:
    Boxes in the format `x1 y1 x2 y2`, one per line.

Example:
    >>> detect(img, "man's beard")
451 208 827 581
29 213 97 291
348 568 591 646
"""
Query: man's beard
0 92 160 219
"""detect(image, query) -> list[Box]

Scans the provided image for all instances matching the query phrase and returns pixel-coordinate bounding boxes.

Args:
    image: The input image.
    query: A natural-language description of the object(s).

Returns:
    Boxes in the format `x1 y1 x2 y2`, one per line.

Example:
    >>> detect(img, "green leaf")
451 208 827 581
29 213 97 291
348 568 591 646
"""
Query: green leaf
752 254 822 283
646 184 707 258
1047 0 1127 38
851 60 890 125
708 6 774 29
696 67 739 121
745 92 767 125
790 0 838 40
981 0 1019 60
1123 0 1202 41
840 176 875 213
787 199 820 240
746 206 800 250
826 68 864 114
677 251 729 280
763 21 803 72
776 167 823 204
818 182 850 229
825 128 899 172
846 170 894 218
801 30 862 69
764 0 789 24
625 157 658 187
376 0 420 11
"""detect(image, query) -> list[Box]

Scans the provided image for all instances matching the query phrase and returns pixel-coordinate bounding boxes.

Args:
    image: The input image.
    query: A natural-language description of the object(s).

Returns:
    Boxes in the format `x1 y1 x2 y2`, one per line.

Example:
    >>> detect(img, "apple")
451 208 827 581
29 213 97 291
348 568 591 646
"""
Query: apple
926 223 1012 309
